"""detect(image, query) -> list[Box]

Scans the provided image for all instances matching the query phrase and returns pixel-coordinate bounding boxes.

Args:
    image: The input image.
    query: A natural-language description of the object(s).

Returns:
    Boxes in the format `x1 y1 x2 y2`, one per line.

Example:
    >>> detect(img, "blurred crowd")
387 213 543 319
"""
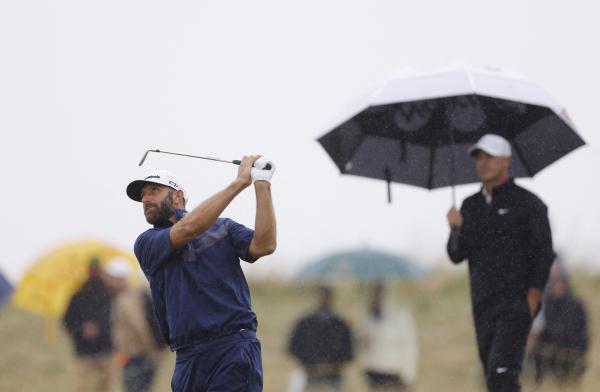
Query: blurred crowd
62 258 167 392
284 258 590 392
57 256 590 392
287 282 418 392
524 258 590 388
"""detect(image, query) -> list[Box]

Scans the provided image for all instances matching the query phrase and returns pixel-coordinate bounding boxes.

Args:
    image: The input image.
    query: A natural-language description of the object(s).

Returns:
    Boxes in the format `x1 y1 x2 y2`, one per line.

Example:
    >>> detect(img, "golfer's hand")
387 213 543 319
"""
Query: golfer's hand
251 157 276 183
447 207 463 230
236 155 261 188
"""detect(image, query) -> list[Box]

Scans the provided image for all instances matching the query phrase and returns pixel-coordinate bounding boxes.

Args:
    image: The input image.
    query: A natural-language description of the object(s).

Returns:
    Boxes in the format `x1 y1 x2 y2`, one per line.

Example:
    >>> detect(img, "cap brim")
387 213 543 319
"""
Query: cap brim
126 180 148 202
468 144 482 157
127 177 188 203
468 144 503 157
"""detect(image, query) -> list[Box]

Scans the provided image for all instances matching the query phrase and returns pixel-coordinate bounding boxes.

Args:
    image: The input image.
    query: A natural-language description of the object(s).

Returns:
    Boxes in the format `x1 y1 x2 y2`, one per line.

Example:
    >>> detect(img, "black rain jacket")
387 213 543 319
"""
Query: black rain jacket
288 309 353 366
63 276 113 356
447 179 554 308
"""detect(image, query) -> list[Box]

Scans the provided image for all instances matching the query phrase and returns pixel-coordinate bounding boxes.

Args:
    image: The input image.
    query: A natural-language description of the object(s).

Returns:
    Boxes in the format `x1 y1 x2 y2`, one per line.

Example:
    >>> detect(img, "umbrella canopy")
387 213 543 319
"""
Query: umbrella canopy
318 63 586 201
296 248 427 282
12 240 141 318
0 270 12 309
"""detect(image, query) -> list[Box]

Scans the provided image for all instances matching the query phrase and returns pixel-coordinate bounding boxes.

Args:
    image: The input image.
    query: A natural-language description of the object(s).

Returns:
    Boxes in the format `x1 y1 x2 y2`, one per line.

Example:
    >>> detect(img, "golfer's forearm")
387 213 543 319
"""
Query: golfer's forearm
170 180 246 248
249 182 276 257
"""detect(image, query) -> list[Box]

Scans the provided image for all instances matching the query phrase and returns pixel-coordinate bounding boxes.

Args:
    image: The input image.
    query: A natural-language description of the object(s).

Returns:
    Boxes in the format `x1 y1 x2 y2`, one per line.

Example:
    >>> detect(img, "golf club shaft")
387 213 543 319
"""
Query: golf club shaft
139 149 271 170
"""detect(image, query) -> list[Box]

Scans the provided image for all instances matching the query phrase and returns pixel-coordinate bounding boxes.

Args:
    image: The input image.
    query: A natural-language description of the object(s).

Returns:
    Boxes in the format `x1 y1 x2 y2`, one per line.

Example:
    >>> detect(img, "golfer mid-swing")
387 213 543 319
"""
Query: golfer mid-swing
126 155 276 391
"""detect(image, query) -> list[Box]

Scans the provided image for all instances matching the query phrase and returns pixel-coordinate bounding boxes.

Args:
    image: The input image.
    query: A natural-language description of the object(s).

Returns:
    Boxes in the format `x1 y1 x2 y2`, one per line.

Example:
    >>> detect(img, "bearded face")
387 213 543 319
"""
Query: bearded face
144 189 176 225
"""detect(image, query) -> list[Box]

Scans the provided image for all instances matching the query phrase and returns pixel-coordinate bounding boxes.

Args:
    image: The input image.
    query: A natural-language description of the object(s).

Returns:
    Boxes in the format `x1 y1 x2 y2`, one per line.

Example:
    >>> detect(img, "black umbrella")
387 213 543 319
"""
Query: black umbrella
318 64 586 203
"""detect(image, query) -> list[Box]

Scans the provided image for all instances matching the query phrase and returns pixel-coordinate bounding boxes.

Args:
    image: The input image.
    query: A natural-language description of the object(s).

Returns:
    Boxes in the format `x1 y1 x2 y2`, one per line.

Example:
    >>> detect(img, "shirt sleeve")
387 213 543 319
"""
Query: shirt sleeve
134 228 175 276
525 200 554 290
223 218 258 263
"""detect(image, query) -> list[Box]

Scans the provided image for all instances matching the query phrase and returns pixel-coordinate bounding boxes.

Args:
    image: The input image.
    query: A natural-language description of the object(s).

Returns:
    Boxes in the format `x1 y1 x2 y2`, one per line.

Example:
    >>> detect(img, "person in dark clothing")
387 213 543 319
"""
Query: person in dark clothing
446 134 554 392
63 258 114 392
126 156 277 392
528 264 589 387
288 285 353 391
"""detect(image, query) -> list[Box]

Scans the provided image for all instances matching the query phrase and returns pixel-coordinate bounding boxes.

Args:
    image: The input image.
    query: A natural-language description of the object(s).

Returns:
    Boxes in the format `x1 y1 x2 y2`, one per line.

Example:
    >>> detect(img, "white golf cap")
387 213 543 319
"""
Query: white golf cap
104 257 133 279
468 134 512 157
126 169 188 203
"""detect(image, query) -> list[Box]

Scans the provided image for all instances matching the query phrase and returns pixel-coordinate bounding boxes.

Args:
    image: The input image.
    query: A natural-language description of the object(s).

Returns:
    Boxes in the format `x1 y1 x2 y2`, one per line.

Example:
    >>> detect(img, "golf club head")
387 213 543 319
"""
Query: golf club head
138 150 150 166
138 149 159 166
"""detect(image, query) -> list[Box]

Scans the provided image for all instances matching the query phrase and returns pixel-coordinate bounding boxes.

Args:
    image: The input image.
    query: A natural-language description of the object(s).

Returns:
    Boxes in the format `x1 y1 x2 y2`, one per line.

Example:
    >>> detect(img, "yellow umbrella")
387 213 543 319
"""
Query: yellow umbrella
12 240 142 344
13 239 142 318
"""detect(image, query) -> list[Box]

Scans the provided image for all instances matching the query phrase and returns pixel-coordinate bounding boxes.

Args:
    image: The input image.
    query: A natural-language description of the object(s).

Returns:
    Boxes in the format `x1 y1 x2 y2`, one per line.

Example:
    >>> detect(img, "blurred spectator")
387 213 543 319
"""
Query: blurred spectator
356 282 418 391
104 257 166 392
288 285 353 392
526 261 589 387
62 258 114 392
0 269 12 309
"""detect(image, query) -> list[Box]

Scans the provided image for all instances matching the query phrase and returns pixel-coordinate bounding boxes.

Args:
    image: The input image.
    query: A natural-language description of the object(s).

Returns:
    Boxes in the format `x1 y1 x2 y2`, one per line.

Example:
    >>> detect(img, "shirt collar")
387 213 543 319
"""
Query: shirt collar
482 187 492 204
175 208 187 220
481 178 514 204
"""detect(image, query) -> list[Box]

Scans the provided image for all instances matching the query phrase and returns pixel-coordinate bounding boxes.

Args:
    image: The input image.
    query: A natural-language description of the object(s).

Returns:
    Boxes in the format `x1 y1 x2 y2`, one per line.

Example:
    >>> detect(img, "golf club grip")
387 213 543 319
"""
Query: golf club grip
232 160 272 170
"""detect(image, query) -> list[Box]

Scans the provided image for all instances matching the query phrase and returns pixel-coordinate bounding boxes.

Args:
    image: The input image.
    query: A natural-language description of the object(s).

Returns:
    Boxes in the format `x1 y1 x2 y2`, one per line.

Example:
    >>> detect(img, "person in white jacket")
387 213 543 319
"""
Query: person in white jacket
356 282 418 391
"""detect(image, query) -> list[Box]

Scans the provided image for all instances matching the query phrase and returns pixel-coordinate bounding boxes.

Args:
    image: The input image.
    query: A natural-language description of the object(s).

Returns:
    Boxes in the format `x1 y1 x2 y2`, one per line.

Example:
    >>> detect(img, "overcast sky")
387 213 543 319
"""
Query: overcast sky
1 0 599 282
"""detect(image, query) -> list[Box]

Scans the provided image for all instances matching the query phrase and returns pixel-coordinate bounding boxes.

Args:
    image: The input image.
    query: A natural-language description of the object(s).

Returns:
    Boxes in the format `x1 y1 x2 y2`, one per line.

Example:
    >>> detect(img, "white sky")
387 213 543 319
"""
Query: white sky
1 0 599 282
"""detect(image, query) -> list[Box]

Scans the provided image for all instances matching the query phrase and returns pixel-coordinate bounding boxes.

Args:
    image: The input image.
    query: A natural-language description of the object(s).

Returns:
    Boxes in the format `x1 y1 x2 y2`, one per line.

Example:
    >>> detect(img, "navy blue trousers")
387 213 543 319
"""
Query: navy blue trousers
172 330 263 392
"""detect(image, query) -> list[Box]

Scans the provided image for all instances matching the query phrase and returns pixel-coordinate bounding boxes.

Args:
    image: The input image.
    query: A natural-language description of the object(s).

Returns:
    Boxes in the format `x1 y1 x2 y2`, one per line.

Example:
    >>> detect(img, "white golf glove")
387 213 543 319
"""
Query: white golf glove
251 157 276 183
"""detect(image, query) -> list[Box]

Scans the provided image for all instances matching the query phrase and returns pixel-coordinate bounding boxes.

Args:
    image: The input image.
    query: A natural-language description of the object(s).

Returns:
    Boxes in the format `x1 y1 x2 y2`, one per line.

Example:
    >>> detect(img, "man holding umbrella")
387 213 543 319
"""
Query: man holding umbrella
446 134 554 392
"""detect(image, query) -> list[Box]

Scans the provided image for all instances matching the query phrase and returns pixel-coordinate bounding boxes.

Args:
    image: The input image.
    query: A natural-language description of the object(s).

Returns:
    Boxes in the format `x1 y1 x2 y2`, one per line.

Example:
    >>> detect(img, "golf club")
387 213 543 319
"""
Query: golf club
139 149 272 170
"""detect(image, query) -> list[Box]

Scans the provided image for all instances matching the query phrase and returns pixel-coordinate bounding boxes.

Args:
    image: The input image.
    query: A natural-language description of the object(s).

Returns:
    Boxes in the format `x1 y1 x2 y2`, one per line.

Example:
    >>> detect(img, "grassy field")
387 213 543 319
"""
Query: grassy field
1 272 598 391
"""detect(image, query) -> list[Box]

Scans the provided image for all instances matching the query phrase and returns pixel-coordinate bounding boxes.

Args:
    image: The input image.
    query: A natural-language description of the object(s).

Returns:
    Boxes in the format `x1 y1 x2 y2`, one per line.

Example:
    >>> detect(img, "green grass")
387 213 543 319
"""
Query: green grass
1 272 598 391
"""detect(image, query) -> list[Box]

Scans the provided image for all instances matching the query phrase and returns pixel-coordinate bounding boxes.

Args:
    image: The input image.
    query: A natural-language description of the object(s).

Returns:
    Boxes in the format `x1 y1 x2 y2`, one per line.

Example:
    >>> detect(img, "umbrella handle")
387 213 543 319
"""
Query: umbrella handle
384 167 392 204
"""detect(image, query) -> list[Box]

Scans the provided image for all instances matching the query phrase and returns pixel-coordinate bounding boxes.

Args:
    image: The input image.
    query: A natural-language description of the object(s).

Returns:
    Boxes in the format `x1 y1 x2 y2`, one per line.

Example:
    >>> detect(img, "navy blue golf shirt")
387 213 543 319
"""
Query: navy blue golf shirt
134 209 258 351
